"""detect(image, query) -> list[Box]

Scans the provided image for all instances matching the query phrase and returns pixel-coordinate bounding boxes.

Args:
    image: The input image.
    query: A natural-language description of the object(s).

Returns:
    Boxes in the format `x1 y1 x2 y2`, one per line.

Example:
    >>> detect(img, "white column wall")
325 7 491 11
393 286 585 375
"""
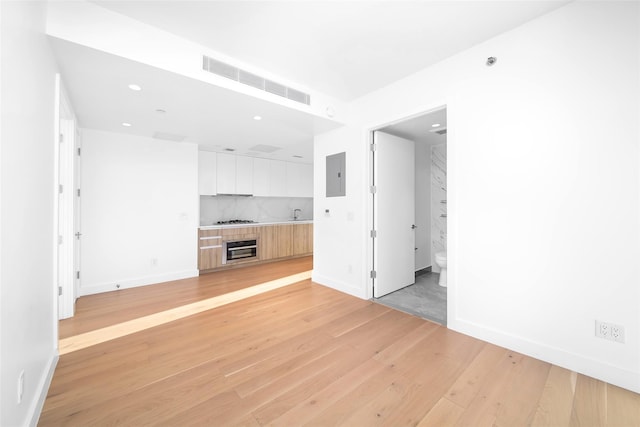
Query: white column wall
313 1 640 392
80 129 199 295
0 2 59 425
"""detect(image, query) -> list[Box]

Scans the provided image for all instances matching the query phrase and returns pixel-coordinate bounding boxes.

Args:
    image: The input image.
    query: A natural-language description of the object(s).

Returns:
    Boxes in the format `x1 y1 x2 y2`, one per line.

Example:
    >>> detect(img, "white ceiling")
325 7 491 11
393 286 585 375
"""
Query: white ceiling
53 1 570 160
51 38 339 162
90 0 571 101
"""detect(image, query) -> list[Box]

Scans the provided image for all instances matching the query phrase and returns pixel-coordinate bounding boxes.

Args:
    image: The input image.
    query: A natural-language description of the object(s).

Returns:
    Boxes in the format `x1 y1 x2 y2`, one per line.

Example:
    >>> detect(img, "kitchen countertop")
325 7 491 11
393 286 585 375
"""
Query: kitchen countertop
199 220 313 230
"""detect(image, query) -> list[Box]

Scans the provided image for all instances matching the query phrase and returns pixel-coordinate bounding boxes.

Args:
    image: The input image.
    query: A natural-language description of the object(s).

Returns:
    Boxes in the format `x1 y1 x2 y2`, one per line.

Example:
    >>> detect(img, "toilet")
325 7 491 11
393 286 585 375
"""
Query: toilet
435 251 447 287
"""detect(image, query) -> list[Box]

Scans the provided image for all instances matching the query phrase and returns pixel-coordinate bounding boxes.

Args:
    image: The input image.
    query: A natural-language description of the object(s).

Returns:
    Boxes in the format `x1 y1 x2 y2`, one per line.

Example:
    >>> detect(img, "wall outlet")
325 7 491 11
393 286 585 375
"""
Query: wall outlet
17 370 24 404
595 320 610 339
595 320 625 343
611 324 625 343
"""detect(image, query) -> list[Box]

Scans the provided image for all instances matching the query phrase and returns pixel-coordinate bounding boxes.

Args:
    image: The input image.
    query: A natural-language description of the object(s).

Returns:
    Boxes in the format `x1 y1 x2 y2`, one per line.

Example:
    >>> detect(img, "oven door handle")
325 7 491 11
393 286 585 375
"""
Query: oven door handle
229 245 257 250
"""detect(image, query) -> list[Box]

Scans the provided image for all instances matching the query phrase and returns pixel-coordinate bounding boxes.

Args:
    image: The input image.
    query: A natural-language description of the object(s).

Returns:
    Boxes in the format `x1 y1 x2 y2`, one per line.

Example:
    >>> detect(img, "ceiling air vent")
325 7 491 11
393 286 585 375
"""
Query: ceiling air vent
203 55 311 106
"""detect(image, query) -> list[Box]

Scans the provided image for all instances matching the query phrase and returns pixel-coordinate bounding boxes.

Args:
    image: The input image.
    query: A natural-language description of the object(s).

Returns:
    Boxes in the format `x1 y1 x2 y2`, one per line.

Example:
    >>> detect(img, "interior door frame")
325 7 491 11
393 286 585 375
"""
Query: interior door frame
54 74 78 320
365 104 448 301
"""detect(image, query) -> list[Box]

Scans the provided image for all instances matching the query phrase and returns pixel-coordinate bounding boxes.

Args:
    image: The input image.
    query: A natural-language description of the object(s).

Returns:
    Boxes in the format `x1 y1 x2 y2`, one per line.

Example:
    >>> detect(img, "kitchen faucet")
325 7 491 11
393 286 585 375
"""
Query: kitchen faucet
293 209 302 221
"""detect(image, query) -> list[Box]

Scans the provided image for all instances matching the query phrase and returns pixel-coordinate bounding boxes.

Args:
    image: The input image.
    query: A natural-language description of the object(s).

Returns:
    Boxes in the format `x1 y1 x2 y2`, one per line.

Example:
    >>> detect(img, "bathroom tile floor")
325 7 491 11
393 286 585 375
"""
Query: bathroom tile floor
374 271 447 325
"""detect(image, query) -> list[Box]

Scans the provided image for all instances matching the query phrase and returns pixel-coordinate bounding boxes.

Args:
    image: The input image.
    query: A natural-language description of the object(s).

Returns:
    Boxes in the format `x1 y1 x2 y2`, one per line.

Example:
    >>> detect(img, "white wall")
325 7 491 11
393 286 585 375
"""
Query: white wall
0 1 59 425
81 130 199 295
313 1 640 393
415 142 431 271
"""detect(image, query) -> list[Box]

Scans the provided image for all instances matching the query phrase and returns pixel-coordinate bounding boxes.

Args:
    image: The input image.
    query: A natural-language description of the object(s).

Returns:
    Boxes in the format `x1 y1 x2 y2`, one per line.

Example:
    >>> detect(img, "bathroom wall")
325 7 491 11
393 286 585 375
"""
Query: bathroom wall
200 196 313 225
415 142 431 271
431 143 447 271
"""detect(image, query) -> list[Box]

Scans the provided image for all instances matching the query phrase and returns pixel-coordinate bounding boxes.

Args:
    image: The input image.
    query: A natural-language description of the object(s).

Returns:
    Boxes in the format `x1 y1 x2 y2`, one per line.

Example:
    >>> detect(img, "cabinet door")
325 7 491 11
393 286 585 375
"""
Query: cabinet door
216 153 236 194
286 162 313 197
252 158 270 197
259 225 277 261
293 223 313 255
276 224 294 258
236 156 254 195
198 151 217 195
198 230 223 270
269 160 287 197
199 247 222 270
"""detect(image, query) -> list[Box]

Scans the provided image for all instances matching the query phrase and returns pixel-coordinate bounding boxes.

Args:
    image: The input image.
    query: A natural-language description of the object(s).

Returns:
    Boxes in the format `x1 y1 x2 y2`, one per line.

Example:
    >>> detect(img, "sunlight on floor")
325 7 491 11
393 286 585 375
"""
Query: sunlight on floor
58 270 312 355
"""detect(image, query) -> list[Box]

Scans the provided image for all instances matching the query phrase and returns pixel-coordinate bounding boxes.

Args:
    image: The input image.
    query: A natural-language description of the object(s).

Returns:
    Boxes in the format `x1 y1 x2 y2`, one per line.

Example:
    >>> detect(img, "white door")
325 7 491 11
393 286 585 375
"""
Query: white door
74 129 82 300
56 75 77 319
373 131 416 297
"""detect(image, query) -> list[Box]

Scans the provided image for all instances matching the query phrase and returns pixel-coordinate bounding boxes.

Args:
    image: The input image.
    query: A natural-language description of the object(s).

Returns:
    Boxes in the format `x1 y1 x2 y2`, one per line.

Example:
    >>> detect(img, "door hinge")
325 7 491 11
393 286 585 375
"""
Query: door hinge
58 184 63 194
370 230 377 238
370 270 377 279
59 134 64 143
77 147 81 156
76 271 80 279
370 143 376 152
77 188 81 197
58 235 63 245
58 286 62 296
369 185 377 194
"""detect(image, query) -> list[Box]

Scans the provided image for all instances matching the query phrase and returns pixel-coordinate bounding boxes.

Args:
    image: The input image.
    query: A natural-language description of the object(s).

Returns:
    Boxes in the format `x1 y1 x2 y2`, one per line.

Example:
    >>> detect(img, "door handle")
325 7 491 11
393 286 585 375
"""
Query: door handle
411 224 417 229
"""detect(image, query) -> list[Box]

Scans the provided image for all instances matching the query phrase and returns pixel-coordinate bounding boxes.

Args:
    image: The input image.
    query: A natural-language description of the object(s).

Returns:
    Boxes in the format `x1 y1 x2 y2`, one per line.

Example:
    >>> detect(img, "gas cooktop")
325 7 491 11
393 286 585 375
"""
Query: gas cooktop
216 219 257 225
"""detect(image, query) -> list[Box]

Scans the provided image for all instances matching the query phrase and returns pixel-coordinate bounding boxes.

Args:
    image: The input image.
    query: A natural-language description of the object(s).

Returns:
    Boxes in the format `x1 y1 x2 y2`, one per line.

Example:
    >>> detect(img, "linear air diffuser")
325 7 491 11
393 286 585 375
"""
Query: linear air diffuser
202 55 311 106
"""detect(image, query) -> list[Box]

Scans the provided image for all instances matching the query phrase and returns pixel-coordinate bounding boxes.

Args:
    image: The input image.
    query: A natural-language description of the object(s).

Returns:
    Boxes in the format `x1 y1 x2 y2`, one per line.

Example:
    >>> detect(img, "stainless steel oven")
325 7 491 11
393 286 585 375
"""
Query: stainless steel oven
223 238 258 264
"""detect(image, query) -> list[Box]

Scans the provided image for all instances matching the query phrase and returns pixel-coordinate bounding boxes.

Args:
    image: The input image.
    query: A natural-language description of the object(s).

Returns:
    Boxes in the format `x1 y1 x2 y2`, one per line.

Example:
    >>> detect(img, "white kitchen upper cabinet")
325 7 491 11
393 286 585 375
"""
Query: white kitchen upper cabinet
286 162 313 197
236 155 254 195
216 153 254 195
216 153 236 194
198 151 217 195
269 160 287 197
253 158 270 197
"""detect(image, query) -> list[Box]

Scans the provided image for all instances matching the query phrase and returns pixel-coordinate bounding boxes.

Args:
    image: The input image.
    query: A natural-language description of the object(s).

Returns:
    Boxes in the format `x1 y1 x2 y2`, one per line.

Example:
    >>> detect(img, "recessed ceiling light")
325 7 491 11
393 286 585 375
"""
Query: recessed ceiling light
128 84 142 91
121 122 132 127
253 115 262 121
431 123 441 127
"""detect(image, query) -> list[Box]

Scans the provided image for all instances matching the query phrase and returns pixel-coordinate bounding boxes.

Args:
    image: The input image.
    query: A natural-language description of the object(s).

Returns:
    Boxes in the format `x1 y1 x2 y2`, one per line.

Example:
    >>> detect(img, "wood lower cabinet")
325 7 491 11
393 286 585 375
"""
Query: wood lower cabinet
293 223 313 255
259 224 293 260
199 223 313 271
198 229 223 270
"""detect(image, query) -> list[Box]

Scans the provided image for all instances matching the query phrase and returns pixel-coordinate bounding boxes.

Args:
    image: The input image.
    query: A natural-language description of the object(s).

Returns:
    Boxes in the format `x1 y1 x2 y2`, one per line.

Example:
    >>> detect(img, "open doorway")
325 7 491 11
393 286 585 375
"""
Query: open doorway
371 107 447 325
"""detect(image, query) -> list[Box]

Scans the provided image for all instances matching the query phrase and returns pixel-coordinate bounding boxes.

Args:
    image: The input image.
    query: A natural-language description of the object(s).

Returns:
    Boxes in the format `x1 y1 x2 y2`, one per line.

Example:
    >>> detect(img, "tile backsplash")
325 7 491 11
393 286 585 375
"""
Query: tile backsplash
200 196 313 226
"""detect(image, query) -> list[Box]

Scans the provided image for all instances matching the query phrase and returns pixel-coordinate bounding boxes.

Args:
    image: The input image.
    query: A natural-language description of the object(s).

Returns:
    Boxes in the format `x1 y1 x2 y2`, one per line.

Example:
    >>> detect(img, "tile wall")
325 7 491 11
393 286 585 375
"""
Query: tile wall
431 143 447 271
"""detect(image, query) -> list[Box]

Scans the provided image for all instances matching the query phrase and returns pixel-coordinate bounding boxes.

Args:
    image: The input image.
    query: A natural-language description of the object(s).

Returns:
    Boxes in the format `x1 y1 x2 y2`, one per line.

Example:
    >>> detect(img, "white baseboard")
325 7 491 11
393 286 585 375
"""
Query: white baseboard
29 351 59 427
79 269 199 296
449 317 640 394
311 272 367 299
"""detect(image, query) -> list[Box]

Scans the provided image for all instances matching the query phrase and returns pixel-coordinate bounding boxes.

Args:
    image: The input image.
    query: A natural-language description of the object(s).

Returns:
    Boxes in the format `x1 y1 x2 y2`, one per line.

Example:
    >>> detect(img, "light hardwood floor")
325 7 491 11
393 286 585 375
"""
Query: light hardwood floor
41 257 640 426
